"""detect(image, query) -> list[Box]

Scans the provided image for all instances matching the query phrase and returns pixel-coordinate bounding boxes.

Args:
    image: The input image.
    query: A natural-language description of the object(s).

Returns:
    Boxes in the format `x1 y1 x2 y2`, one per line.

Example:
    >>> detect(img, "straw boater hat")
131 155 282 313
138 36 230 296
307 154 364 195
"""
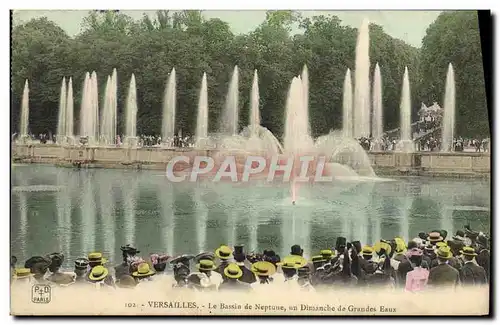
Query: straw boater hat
278 256 307 269
14 268 33 279
223 263 243 279
132 263 156 278
87 252 107 265
88 265 109 281
251 261 276 276
460 246 478 257
320 249 334 259
215 245 233 260
394 237 407 254
427 232 444 243
435 246 453 259
436 241 448 249
196 259 217 271
373 241 392 256
311 255 326 264
361 245 374 256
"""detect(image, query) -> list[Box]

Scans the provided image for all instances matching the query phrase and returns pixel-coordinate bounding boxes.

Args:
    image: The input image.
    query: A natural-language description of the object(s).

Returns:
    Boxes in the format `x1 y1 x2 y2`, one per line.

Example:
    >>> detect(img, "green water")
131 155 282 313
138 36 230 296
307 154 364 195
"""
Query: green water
10 165 490 268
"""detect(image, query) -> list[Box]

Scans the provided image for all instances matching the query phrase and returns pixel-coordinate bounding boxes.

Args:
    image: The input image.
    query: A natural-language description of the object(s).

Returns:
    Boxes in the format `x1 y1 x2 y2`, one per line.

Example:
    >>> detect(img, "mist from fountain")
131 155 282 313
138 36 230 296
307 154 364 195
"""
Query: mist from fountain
353 18 371 138
396 67 414 153
441 63 456 152
195 73 209 147
162 68 176 147
79 72 93 141
220 66 239 136
250 70 260 135
56 77 67 144
17 80 30 143
124 73 138 147
66 77 74 144
372 63 384 150
91 71 99 142
342 68 353 138
301 65 310 136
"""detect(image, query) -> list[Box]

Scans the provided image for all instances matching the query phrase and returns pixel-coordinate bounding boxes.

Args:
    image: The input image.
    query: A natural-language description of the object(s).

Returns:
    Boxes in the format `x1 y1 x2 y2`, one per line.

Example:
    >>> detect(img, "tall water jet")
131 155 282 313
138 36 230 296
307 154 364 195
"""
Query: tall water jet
342 68 353 138
249 70 260 135
79 72 92 141
162 68 176 147
17 79 30 144
124 73 138 147
66 77 74 144
301 65 310 135
441 63 456 152
91 71 99 143
353 18 371 138
396 67 414 152
100 69 118 146
372 63 383 150
221 66 239 135
56 77 67 144
195 73 209 147
283 77 313 155
112 68 118 144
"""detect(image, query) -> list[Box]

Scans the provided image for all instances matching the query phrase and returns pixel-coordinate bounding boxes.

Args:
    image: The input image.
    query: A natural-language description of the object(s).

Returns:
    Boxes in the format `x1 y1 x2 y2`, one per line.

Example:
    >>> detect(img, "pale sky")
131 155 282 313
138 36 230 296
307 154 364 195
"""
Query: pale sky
12 10 442 47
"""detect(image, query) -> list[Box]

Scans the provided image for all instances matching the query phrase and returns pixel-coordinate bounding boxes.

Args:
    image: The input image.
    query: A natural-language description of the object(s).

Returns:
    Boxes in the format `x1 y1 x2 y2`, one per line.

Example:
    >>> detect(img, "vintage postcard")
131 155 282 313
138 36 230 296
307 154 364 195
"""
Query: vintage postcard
10 9 491 316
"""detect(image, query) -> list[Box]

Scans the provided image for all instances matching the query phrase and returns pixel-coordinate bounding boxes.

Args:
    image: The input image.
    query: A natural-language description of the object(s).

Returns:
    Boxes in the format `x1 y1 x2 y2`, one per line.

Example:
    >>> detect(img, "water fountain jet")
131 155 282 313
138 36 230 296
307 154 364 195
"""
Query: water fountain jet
342 68 353 138
441 63 456 152
66 77 75 145
56 77 67 144
195 73 209 148
124 73 138 147
220 66 239 136
353 18 371 138
372 63 384 151
396 67 414 152
162 68 176 147
17 80 30 144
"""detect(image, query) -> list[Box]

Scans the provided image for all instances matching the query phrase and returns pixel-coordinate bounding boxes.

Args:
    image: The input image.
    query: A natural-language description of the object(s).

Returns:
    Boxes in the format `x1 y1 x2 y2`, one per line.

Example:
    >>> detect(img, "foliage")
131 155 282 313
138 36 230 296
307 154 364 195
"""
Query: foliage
11 10 487 138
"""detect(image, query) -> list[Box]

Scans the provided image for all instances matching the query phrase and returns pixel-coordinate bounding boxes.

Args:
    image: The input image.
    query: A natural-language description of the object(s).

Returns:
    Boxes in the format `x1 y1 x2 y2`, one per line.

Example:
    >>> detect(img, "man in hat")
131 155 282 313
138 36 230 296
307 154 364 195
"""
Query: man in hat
115 244 140 279
250 261 276 288
88 265 113 288
194 259 223 290
427 232 444 246
428 246 460 288
150 254 170 276
170 254 195 269
290 244 304 257
475 234 490 283
459 247 487 286
172 263 191 288
74 258 90 283
219 264 252 292
232 245 256 284
214 245 233 280
132 262 156 285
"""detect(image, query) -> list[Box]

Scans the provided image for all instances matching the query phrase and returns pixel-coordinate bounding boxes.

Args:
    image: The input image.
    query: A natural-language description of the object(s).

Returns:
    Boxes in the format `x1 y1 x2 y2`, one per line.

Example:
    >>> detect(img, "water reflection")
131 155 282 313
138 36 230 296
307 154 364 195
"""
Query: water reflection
10 166 491 265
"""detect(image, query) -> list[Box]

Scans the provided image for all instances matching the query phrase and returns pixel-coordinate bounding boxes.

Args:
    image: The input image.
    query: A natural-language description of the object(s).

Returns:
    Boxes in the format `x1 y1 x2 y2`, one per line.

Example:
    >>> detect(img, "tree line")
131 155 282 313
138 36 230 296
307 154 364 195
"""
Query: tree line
11 10 489 139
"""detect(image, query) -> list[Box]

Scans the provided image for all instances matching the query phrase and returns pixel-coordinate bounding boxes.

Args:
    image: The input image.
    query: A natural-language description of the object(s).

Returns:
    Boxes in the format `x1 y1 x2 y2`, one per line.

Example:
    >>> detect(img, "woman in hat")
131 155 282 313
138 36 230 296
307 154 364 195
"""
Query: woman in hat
132 262 156 285
427 246 460 288
46 253 75 286
458 247 487 286
219 264 252 292
172 263 191 288
24 256 52 284
115 245 140 279
195 259 223 290
214 245 233 279
404 248 429 292
73 258 90 284
250 261 276 288
278 255 307 284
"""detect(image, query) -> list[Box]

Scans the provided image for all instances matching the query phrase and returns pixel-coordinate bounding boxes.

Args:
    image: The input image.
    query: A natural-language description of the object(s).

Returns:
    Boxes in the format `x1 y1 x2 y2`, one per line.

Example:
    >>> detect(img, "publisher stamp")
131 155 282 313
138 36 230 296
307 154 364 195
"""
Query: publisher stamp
31 284 51 304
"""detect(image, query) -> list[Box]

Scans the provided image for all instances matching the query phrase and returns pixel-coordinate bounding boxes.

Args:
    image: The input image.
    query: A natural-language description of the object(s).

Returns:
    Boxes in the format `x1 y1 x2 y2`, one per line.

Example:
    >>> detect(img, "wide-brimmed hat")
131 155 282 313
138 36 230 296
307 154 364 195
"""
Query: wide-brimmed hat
361 245 374 255
87 252 107 265
169 254 195 267
251 261 276 276
460 246 478 257
436 246 453 259
194 252 215 263
88 265 109 281
196 259 217 271
436 241 448 249
224 263 243 279
373 241 392 256
215 245 233 260
278 255 307 269
74 258 89 270
120 244 140 255
14 268 33 279
311 255 326 263
394 237 407 253
427 232 444 243
132 262 156 277
320 249 334 259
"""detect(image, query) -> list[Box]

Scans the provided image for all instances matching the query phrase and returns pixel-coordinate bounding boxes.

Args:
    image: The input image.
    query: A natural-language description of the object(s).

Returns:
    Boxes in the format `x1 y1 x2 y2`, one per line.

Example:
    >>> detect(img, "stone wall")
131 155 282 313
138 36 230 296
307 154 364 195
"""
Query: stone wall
12 144 490 177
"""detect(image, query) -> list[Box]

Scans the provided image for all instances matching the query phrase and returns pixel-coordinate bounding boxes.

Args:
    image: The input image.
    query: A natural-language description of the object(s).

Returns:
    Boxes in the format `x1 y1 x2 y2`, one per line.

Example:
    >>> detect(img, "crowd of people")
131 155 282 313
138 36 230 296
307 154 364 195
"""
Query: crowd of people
11 224 490 293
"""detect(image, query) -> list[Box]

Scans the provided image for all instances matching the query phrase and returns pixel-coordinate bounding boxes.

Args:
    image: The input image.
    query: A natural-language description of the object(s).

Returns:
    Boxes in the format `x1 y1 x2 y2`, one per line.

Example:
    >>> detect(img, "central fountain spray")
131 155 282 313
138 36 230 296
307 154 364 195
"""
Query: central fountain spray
342 68 353 138
250 70 260 136
372 63 383 150
220 66 239 136
56 77 67 144
162 68 176 147
441 63 456 152
66 77 74 145
17 79 30 144
124 73 138 147
100 69 118 145
396 67 414 152
195 73 209 147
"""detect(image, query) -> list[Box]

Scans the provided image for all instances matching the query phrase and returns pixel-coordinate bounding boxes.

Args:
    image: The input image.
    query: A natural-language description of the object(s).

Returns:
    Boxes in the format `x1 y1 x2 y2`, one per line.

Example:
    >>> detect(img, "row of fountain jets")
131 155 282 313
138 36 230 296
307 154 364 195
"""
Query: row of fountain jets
17 19 457 153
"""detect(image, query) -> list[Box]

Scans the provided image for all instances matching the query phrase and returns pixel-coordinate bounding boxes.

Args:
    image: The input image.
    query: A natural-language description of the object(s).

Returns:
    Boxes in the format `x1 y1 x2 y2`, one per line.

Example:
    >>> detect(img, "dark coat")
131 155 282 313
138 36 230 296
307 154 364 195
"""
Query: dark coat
219 279 252 292
235 263 257 284
114 262 130 279
214 261 230 281
428 263 460 287
397 259 414 286
459 262 487 286
476 249 490 282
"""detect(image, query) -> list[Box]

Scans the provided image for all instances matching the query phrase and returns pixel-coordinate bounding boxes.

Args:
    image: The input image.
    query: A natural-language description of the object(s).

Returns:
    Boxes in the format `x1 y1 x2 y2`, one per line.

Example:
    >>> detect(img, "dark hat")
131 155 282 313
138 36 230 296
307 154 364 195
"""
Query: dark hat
24 256 52 272
476 234 489 248
169 254 195 267
263 250 280 265
233 245 245 262
194 252 215 263
335 237 347 252
75 258 89 270
120 244 140 254
351 241 362 254
418 232 427 241
290 244 304 256
46 252 64 269
173 263 190 277
233 245 244 256
439 230 448 241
